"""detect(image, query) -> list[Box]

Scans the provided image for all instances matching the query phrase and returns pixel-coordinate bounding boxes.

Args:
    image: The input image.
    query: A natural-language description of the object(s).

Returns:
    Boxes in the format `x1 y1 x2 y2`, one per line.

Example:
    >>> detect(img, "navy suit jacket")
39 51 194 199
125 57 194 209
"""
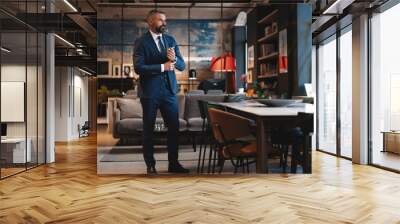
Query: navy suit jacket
134 31 185 98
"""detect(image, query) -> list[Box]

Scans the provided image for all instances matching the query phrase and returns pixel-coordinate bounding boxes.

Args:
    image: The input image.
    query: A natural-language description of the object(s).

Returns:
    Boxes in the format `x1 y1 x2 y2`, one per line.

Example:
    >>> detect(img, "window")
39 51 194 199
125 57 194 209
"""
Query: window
317 36 337 154
339 28 352 158
370 3 400 171
316 24 353 158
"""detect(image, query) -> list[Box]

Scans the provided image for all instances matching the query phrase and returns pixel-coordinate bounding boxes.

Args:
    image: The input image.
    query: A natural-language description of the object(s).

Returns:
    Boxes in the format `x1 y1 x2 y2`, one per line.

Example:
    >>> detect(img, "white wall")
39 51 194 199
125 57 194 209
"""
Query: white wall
55 67 89 141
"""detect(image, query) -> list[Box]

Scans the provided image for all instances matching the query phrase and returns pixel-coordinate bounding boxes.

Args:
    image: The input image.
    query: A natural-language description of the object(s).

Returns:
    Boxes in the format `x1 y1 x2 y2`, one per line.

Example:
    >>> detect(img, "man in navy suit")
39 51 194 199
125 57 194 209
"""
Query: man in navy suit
134 9 189 174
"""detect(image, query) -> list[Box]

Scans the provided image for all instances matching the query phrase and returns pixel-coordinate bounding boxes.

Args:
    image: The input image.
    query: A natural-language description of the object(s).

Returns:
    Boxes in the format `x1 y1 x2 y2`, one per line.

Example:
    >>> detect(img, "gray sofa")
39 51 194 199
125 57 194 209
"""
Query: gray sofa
112 93 243 143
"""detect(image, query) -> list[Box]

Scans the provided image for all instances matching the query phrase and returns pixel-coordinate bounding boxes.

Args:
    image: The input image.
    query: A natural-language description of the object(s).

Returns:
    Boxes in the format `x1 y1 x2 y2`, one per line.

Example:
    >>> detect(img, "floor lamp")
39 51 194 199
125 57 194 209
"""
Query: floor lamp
210 52 236 93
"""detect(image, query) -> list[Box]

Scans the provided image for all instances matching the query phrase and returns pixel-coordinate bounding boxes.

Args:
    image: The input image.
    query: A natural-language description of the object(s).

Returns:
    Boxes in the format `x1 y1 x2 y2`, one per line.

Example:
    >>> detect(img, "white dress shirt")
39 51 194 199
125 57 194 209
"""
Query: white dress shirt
149 30 167 72
149 30 175 72
149 29 163 52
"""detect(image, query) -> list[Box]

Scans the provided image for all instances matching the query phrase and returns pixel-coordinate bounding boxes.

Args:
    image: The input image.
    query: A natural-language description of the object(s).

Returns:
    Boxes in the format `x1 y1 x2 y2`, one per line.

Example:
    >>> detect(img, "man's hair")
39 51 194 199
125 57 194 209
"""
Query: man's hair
146 9 165 21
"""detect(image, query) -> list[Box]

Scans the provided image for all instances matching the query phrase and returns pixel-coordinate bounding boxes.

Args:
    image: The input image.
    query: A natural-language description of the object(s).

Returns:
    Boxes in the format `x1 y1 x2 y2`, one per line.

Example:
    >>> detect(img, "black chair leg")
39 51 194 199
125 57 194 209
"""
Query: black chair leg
234 159 239 174
246 157 250 173
201 140 208 173
207 143 213 174
199 131 207 173
241 158 245 174
212 148 218 174
279 145 283 167
197 142 203 173
192 134 196 152
283 146 289 173
218 159 225 174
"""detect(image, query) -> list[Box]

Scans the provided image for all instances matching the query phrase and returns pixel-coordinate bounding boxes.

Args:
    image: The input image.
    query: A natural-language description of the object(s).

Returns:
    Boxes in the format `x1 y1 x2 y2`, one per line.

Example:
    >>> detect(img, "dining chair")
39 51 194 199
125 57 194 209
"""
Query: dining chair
196 99 208 173
195 101 228 174
207 108 257 174
196 100 226 173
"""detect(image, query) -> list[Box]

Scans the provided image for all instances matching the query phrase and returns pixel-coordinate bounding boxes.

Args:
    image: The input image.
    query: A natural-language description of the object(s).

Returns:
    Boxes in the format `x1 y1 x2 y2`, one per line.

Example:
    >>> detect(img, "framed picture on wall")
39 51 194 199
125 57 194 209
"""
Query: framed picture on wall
247 70 253 83
122 64 133 77
112 64 121 77
279 29 288 73
247 45 254 69
97 58 112 76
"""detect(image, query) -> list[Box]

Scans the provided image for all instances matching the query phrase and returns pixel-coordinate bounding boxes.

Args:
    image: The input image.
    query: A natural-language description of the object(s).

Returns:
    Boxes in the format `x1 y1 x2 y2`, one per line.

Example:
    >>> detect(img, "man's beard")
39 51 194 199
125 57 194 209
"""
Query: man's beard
156 25 167 33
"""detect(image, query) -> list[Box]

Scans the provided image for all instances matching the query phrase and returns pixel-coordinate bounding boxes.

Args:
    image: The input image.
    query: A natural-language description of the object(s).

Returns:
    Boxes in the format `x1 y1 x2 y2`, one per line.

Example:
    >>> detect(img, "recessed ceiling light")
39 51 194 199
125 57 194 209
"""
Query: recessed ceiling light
322 0 354 15
54 34 75 48
1 47 11 53
78 67 93 76
63 0 78 12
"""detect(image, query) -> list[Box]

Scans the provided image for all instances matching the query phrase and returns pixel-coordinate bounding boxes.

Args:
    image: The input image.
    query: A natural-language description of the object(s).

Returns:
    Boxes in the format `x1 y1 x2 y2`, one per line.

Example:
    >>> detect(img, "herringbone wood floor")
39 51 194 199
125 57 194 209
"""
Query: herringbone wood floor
1 135 400 224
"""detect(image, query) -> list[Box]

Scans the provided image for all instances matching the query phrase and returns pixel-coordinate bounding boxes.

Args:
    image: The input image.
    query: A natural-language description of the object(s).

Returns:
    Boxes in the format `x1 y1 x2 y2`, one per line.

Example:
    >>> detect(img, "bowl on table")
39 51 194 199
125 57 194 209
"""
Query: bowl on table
254 99 302 107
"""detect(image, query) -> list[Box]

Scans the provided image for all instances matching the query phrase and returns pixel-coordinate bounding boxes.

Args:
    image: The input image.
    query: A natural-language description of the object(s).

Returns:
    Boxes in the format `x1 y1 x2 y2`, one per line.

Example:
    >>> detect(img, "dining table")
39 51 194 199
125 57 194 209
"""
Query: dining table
219 100 314 174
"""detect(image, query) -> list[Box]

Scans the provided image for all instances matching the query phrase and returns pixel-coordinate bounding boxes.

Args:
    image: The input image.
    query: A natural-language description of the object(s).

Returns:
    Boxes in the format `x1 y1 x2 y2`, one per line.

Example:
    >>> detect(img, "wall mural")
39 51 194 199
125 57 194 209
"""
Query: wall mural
97 19 232 84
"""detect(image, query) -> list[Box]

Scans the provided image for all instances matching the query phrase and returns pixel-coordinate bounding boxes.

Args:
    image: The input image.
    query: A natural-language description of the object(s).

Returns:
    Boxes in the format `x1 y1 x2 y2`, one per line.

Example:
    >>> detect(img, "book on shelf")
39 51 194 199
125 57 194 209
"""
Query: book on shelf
259 44 276 57
264 22 278 36
259 63 277 76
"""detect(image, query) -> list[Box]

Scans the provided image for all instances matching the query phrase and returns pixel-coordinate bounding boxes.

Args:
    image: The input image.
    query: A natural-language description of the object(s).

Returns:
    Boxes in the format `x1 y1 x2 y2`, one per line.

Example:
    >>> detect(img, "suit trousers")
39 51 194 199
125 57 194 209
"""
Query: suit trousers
140 77 179 167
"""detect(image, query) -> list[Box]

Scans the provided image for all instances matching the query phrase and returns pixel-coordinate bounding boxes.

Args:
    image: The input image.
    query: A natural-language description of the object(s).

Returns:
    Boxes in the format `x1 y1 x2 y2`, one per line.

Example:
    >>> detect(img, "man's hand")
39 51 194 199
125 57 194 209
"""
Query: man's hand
164 61 175 71
167 47 176 62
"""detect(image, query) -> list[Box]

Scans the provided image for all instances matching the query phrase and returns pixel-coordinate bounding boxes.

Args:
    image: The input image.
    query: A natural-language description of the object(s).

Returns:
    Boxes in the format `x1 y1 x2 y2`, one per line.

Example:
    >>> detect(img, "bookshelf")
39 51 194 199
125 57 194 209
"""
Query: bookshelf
256 9 280 83
247 4 312 98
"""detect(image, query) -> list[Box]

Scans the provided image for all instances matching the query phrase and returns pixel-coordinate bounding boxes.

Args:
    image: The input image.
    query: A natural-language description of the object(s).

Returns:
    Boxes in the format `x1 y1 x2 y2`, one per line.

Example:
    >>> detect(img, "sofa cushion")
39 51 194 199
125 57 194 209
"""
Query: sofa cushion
156 118 188 131
116 118 143 134
116 98 142 119
184 94 226 119
187 117 204 131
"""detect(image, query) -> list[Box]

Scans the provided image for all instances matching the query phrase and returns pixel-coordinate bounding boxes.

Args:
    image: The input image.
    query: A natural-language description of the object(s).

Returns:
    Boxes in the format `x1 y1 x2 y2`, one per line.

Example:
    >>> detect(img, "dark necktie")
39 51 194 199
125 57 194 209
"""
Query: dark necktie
157 36 166 55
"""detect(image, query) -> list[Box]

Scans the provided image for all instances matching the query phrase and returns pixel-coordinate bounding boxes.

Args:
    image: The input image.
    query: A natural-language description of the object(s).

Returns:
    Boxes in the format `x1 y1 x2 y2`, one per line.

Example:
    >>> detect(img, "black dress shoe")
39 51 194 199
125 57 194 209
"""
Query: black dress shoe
147 166 157 175
168 162 190 173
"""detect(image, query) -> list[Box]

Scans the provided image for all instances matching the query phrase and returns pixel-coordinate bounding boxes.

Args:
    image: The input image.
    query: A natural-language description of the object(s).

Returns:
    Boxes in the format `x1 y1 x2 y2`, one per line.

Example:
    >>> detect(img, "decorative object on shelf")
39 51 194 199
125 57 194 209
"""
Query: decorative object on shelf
122 64 133 77
112 64 121 77
279 29 288 73
189 69 197 80
256 81 266 98
210 52 236 93
247 45 254 69
265 26 272 36
188 69 197 91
